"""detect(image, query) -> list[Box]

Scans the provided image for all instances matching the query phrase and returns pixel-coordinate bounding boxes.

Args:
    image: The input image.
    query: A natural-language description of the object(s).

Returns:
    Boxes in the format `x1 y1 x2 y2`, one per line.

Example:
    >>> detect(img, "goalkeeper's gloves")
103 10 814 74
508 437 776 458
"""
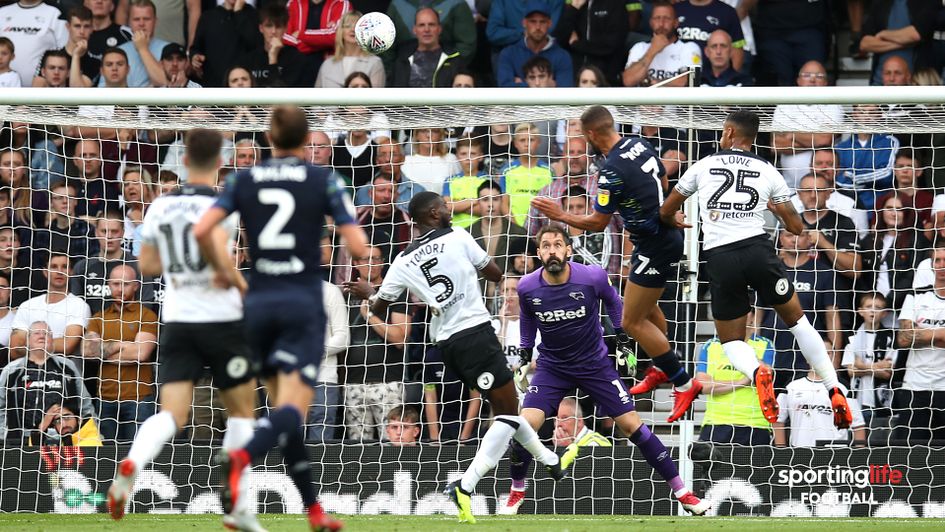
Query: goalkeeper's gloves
615 331 637 373
514 348 532 393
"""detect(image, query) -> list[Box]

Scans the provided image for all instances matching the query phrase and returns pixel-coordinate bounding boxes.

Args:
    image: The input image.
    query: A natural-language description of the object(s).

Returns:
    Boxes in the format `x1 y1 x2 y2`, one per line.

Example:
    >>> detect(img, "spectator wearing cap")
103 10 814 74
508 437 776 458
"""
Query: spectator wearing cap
623 1 701 87
488 0 564 52
384 0 476 73
95 0 169 87
390 7 464 88
674 0 746 71
551 0 629 86
190 0 259 87
859 0 938 86
497 1 573 87
701 29 752 87
160 43 201 87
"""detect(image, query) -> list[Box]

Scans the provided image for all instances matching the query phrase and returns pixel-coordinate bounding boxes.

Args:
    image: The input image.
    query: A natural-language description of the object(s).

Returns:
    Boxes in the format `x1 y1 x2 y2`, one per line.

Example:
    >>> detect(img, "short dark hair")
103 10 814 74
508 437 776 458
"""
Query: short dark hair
0 37 13 54
451 68 476 86
158 170 179 183
456 133 484 153
102 46 128 62
476 179 502 196
387 405 420 424
185 129 223 171
46 252 70 267
895 148 923 167
66 5 93 22
561 185 587 206
407 191 442 221
523 56 552 77
725 109 760 141
344 71 372 88
40 49 69 69
536 224 570 246
259 2 289 26
48 178 77 194
580 105 615 135
269 105 309 150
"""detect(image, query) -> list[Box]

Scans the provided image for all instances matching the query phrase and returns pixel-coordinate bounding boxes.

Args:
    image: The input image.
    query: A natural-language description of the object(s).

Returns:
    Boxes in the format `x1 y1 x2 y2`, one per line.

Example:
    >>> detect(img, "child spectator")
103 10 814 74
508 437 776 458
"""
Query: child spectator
385 405 422 446
521 56 559 158
842 292 896 428
0 38 22 88
500 123 553 226
774 368 866 448
443 135 487 229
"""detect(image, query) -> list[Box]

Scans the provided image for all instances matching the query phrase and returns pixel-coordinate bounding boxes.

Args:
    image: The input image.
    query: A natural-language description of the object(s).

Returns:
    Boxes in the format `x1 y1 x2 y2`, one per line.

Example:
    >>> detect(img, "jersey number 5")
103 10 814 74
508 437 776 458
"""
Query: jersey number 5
419 258 454 303
706 168 760 211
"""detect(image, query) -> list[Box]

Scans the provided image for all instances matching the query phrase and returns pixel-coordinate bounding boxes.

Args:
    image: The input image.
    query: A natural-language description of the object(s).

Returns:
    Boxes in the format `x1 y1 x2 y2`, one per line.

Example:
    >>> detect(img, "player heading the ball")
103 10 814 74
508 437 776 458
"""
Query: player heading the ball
660 109 853 429
532 105 702 423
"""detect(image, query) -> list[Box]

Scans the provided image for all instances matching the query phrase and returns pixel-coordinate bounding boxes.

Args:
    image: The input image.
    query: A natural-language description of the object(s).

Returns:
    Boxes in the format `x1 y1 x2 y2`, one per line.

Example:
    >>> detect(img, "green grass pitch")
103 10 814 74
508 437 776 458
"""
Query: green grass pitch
1 515 944 532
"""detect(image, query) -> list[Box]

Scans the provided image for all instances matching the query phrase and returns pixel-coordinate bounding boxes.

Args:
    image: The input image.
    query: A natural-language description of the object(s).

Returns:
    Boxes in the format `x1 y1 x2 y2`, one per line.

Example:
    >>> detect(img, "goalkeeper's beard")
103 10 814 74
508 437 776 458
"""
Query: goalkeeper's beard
544 257 565 273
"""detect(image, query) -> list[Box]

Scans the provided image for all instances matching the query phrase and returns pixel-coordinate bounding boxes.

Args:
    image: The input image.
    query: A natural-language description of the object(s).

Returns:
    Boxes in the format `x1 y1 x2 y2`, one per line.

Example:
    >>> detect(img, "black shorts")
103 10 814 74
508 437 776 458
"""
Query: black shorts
437 322 513 396
704 235 794 320
245 292 325 387
628 228 684 288
158 321 255 390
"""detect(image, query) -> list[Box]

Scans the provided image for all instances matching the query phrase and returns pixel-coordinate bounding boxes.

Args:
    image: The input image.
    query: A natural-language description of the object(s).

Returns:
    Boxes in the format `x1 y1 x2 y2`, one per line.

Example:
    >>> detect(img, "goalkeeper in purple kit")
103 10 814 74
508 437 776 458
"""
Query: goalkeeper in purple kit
499 225 710 515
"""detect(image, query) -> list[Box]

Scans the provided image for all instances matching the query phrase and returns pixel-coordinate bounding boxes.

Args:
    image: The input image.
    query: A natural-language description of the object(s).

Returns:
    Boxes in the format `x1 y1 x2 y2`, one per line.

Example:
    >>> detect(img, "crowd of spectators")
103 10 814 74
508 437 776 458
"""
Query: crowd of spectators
1 0 945 449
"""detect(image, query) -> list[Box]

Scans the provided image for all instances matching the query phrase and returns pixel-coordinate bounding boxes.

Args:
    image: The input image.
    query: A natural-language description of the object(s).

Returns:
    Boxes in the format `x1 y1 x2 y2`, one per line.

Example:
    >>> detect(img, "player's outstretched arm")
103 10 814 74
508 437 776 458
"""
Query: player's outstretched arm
768 200 805 236
659 189 691 229
530 196 611 232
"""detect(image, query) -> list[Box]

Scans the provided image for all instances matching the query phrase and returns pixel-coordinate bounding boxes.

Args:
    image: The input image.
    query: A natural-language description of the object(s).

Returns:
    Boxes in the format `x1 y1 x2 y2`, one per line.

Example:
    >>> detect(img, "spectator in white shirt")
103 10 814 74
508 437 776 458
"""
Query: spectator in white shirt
842 292 896 427
0 0 68 86
774 369 866 448
0 37 22 87
306 280 348 442
8 253 92 360
896 244 945 444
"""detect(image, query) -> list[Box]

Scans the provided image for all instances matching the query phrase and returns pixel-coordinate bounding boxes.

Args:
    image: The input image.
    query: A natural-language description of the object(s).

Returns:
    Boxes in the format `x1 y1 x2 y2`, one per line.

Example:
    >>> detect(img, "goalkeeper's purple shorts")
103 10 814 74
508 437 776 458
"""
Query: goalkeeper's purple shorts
522 357 635 418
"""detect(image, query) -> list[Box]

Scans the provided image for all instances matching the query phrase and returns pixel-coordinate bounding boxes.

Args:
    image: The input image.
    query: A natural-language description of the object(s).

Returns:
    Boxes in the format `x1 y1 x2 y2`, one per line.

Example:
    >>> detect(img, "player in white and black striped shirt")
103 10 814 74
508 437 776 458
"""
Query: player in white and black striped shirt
660 109 853 430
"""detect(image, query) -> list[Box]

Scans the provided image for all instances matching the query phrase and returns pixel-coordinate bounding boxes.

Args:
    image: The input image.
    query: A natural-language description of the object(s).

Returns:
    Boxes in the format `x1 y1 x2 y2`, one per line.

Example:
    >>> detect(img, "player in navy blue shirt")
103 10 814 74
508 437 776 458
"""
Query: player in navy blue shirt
195 105 368 532
532 105 702 423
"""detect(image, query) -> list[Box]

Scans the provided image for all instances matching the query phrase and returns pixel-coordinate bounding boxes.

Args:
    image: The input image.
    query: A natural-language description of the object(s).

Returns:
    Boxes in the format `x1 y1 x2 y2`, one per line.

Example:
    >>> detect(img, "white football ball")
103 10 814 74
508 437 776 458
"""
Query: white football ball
355 12 396 55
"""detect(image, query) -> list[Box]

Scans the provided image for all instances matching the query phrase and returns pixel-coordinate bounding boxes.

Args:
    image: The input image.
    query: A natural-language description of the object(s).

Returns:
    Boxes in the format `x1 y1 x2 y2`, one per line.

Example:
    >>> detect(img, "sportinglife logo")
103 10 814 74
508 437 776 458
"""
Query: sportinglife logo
776 465 904 489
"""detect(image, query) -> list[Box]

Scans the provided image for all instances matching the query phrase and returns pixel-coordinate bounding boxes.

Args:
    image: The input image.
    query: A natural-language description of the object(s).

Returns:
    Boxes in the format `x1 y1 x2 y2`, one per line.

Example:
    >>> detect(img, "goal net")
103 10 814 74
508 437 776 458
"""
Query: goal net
1 87 944 518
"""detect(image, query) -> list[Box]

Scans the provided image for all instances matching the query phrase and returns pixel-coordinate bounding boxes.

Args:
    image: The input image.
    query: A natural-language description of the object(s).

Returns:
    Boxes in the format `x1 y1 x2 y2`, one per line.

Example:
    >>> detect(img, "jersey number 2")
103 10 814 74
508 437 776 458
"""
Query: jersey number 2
706 168 760 211
419 258 454 303
258 189 296 250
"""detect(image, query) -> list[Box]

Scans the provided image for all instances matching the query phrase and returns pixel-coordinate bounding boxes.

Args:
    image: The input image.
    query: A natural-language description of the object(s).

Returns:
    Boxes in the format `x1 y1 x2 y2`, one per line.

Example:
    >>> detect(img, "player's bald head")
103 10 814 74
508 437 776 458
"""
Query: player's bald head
723 109 760 143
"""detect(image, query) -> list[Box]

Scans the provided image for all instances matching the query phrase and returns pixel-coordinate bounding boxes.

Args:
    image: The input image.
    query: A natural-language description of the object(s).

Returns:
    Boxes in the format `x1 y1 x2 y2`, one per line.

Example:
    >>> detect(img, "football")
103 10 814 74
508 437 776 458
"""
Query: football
355 12 396 55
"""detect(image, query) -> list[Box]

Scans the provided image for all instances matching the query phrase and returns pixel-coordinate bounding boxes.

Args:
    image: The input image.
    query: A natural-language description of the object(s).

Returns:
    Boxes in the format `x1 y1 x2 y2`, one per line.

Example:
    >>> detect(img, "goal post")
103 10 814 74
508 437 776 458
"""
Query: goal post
2 87 945 518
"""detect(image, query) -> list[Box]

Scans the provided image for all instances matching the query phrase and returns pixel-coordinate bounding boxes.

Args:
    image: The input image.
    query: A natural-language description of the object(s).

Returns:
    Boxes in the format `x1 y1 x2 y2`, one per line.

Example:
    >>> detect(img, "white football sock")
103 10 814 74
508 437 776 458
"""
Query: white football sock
721 340 761 382
790 315 840 389
510 416 558 466
460 418 516 493
127 411 177 470
223 417 256 515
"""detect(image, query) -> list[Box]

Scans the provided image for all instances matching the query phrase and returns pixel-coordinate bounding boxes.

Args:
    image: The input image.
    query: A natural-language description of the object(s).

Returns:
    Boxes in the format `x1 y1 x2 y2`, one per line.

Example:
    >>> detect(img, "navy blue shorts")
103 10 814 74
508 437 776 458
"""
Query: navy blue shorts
244 292 325 387
627 228 684 289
